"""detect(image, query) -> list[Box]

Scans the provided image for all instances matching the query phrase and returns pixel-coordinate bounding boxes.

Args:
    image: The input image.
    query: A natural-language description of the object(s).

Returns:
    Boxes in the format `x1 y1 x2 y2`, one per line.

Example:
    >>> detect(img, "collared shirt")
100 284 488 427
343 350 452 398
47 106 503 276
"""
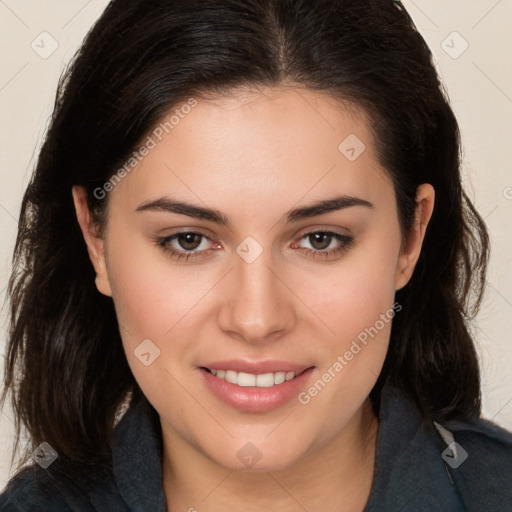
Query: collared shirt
1 385 512 511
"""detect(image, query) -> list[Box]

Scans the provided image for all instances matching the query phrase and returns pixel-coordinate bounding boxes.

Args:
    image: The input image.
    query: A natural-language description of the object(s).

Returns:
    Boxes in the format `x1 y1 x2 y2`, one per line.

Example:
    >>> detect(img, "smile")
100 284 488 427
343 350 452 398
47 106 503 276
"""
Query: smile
199 363 315 412
205 368 297 387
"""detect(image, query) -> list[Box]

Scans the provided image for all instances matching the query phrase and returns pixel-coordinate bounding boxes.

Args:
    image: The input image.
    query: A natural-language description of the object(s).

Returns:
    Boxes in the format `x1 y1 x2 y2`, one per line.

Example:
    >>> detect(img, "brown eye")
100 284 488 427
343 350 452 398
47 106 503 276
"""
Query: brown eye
293 230 355 260
176 233 203 251
308 232 333 250
155 231 215 261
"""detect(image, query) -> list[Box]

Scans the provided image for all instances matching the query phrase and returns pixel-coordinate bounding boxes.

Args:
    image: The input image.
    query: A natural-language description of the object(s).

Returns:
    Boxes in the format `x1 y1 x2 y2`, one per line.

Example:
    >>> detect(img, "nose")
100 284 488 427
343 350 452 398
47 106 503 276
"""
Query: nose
217 248 297 345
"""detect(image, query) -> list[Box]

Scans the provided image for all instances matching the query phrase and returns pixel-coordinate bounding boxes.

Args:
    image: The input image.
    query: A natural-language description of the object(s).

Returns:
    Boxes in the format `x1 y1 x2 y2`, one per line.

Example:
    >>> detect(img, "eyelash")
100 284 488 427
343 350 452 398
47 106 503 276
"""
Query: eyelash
154 230 354 262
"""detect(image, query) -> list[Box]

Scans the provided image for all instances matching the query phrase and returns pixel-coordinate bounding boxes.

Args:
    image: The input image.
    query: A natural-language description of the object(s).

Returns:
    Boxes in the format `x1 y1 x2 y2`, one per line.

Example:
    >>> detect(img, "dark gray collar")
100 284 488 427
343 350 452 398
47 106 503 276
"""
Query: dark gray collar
363 386 461 511
112 385 511 512
112 395 166 511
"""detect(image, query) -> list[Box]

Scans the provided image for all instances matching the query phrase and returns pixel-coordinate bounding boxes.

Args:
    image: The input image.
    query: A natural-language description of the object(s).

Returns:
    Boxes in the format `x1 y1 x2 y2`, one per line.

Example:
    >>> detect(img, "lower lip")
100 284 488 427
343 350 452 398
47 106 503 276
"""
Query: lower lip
199 367 315 412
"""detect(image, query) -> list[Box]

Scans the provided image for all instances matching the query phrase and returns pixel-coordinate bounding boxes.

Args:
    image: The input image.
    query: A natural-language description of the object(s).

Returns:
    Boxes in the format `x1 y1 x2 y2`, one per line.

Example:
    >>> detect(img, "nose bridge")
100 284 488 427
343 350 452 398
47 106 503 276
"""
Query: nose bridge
218 240 295 342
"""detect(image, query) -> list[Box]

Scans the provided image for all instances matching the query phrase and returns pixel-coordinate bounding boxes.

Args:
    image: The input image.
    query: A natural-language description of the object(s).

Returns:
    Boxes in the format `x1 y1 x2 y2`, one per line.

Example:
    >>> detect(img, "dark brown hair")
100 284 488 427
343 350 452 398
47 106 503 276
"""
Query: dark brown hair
1 0 489 485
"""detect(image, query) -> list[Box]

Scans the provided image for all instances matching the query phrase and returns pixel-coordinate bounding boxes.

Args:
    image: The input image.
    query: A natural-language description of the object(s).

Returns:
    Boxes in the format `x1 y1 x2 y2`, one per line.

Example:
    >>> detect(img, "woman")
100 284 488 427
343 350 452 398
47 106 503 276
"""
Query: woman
1 0 511 510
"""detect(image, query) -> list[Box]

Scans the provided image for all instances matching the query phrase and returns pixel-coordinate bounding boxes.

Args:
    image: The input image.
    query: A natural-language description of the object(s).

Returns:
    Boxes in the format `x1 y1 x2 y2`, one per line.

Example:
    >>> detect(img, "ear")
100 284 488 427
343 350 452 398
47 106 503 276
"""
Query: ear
395 183 435 291
72 185 113 297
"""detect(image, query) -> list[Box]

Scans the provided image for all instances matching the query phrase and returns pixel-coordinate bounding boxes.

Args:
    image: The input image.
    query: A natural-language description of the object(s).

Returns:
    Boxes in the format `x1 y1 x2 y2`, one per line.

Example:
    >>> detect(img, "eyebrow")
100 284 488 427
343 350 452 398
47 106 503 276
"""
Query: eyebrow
135 194 374 226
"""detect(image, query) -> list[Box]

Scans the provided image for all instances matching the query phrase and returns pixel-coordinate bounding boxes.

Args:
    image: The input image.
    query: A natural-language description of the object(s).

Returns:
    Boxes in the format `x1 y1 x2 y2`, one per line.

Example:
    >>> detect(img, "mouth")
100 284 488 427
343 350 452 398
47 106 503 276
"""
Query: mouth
198 361 315 412
202 367 306 388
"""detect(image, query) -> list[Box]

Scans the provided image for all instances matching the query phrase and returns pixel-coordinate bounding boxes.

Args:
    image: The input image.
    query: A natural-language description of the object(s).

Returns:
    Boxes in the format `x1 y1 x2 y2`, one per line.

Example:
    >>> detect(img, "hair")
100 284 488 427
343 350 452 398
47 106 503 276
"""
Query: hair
1 0 489 487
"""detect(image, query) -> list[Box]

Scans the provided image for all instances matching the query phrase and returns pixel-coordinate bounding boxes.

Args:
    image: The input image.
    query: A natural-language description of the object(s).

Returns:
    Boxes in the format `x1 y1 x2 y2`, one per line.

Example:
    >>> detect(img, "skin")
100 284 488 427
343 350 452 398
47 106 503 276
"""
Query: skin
73 86 434 512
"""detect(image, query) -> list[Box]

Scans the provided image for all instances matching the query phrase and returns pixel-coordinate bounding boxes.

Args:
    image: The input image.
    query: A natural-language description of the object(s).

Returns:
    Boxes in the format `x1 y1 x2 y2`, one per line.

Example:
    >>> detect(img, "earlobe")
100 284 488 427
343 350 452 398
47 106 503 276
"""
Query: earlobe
395 184 435 291
71 186 113 297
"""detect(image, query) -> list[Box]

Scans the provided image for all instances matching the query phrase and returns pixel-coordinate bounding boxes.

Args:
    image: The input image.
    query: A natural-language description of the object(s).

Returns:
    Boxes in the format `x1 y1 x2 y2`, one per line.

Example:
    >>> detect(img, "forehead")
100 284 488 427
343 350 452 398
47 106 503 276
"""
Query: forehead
109 86 393 213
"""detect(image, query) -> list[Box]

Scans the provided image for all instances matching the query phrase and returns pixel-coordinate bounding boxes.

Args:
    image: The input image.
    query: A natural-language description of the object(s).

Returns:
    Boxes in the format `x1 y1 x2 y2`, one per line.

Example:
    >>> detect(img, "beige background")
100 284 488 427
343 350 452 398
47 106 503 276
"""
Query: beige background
1 0 511 488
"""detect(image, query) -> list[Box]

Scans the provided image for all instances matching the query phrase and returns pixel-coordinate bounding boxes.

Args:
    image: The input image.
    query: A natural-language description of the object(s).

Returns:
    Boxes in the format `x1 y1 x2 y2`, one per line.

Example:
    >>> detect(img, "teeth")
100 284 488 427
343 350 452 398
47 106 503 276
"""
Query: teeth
225 370 238 385
208 369 298 387
238 372 256 386
274 372 286 385
256 373 274 387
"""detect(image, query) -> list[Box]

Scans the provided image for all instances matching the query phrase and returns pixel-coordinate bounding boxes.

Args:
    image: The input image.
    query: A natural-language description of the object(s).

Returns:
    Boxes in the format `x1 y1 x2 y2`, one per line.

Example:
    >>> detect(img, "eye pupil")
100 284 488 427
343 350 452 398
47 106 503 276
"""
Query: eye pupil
310 233 331 250
178 233 202 250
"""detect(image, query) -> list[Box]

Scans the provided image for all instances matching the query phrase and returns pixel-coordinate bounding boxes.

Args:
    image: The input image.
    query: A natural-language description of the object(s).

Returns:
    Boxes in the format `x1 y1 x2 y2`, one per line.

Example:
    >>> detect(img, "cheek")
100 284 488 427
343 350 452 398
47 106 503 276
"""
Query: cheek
104 236 216 415
309 230 400 338
104 226 216 363
300 227 400 398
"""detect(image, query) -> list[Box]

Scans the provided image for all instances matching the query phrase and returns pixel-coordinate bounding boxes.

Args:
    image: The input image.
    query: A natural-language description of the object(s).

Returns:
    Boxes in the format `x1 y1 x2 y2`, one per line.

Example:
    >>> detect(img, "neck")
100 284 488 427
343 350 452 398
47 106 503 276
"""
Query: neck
162 398 379 512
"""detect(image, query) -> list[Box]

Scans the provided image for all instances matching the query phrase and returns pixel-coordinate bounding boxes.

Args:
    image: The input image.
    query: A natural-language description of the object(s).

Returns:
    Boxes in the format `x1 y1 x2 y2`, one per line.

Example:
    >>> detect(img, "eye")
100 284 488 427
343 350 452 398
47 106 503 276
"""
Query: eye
155 232 218 261
154 229 354 262
171 233 206 251
292 231 354 259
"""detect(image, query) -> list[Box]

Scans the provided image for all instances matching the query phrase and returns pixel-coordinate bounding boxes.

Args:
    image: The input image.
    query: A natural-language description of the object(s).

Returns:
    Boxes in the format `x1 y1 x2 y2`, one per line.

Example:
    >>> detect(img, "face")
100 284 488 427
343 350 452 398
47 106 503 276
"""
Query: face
74 86 434 472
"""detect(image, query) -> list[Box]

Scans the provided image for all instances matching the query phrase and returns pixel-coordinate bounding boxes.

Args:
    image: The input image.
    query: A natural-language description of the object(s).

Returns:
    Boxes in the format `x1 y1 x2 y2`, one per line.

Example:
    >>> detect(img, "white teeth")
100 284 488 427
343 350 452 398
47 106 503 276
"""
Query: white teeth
238 372 256 387
256 373 274 387
225 370 238 385
208 368 298 387
274 372 286 385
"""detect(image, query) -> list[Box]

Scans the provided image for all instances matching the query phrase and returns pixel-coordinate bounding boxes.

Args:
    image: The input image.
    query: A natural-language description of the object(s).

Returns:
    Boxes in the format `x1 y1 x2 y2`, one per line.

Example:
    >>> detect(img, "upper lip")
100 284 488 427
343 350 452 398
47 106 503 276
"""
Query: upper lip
200 359 314 375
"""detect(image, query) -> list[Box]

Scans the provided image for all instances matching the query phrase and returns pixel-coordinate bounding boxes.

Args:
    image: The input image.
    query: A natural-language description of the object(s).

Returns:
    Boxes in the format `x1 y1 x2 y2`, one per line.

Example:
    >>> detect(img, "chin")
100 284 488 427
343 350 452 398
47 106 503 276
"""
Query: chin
204 436 308 473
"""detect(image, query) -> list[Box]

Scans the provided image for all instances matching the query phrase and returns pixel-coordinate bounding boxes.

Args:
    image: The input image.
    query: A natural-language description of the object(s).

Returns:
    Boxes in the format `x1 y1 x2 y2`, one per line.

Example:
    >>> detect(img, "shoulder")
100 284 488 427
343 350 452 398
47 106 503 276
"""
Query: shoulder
0 393 162 512
432 414 512 511
382 385 512 464
438 413 512 467
0 467 39 511
372 385 512 511
0 465 71 511
0 460 130 511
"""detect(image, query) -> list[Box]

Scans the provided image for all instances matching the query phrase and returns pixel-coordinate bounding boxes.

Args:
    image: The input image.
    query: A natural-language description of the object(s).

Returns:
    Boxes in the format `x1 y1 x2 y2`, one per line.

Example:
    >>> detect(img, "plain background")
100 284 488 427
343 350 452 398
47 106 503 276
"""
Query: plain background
0 0 511 489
